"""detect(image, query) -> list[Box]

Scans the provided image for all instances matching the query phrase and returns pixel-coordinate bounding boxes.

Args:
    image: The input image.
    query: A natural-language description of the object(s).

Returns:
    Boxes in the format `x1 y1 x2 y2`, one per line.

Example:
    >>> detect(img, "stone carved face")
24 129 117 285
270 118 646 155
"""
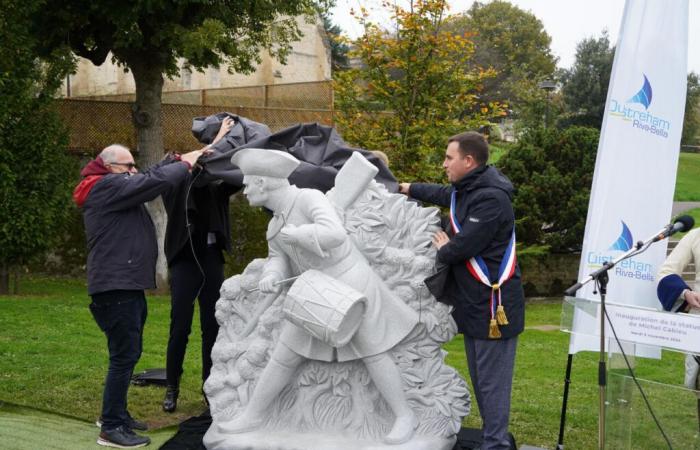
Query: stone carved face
242 175 267 207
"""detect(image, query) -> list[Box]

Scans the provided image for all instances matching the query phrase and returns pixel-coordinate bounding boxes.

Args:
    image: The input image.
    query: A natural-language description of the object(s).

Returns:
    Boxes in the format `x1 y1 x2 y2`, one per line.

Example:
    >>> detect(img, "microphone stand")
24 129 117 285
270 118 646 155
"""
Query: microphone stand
562 228 663 450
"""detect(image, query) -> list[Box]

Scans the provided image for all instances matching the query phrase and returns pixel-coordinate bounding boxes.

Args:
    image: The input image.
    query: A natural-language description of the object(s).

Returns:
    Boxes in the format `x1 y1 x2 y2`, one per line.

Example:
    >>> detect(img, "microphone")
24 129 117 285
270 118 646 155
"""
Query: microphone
652 215 695 242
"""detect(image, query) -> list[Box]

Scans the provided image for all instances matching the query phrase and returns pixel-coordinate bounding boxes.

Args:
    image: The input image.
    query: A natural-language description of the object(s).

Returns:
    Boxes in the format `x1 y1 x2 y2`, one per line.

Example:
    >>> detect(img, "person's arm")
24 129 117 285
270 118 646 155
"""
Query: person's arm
403 182 452 207
435 195 504 265
211 116 235 147
657 232 698 311
101 148 208 211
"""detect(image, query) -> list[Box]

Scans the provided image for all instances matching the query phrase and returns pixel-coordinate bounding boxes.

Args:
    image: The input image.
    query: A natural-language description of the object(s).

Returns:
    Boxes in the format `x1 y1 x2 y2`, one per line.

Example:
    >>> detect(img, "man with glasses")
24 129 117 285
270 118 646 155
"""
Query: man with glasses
73 144 208 448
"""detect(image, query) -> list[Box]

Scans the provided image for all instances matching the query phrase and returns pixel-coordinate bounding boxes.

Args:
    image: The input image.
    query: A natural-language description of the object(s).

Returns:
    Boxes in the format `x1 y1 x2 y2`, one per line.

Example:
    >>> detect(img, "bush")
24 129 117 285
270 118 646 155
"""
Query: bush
497 126 599 252
224 195 270 277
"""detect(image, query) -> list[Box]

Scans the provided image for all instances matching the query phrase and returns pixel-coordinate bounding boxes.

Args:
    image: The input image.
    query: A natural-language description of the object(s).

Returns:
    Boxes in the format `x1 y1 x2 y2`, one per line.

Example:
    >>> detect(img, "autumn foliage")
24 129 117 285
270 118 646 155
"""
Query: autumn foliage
334 0 505 183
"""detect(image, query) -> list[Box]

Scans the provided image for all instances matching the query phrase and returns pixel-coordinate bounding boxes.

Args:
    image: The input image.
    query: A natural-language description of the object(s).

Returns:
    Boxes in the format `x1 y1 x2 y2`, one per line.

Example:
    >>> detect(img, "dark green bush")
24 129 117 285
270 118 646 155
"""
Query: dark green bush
498 126 599 252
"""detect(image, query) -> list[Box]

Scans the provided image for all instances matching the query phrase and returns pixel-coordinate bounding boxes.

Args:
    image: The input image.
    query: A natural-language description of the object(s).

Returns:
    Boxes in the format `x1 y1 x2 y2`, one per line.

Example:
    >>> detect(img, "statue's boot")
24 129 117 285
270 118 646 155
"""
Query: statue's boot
383 412 418 445
364 352 419 445
218 349 302 435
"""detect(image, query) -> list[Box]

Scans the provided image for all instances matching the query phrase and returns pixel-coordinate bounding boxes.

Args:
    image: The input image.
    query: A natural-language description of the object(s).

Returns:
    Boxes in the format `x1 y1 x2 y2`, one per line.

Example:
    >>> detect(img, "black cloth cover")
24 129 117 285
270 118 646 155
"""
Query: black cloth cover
195 115 397 193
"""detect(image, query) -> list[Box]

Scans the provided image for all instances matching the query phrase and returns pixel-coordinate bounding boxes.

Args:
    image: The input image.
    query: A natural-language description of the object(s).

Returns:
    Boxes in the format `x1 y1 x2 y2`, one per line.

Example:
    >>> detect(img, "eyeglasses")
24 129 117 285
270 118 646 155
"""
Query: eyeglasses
110 162 138 169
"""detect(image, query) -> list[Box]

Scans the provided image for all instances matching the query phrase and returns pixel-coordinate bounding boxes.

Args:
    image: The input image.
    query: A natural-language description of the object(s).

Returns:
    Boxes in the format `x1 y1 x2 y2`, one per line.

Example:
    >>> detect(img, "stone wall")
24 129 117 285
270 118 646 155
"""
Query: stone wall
63 15 331 97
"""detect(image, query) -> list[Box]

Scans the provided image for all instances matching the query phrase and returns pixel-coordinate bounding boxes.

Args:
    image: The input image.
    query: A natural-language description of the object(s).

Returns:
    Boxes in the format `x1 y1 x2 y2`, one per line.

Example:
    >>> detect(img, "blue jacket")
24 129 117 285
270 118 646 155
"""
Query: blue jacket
80 160 190 295
410 165 525 339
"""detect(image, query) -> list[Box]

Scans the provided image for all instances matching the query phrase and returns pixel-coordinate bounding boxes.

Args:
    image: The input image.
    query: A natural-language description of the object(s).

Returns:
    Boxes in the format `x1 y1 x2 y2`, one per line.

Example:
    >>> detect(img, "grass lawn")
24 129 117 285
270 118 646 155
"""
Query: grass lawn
674 152 700 201
489 141 512 165
0 276 695 449
0 276 209 431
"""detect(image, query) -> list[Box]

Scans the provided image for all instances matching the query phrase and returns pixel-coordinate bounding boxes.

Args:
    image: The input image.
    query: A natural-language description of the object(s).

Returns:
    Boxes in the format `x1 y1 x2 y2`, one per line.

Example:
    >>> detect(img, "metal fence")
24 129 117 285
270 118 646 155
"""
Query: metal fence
79 80 334 110
58 99 334 155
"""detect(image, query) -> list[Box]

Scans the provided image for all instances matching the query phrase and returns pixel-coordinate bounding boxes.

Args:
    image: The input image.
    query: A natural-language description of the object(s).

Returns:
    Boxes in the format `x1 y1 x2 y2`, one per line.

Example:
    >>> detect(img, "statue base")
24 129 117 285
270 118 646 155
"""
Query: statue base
203 424 456 450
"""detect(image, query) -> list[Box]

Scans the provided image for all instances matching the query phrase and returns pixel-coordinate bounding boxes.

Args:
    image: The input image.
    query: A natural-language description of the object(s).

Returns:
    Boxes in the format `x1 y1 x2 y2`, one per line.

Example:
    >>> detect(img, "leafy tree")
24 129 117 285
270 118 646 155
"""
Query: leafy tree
497 126 600 252
559 33 614 128
512 78 565 133
334 0 503 183
31 0 321 287
682 72 700 145
0 0 76 293
444 0 557 115
319 3 349 71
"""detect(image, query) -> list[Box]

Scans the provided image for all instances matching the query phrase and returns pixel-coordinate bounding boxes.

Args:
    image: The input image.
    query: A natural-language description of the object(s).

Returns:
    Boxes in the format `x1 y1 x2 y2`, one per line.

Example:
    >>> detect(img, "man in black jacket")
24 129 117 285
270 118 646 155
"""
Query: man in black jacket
399 131 524 450
74 144 208 448
161 116 245 413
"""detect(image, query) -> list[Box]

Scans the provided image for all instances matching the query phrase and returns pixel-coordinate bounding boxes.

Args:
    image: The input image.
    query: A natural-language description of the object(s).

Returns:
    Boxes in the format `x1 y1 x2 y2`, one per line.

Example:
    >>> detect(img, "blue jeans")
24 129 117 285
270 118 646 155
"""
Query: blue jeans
90 290 147 430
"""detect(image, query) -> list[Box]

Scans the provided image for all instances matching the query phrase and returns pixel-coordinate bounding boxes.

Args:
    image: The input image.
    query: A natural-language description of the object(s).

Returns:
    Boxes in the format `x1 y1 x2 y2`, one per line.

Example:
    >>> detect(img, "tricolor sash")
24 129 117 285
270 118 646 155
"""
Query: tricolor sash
450 190 517 338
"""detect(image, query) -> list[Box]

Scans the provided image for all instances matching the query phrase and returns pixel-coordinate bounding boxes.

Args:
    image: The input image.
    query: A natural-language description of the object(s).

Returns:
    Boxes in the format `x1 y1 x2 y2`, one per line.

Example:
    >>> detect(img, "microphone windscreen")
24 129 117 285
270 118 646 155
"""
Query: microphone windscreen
675 215 695 232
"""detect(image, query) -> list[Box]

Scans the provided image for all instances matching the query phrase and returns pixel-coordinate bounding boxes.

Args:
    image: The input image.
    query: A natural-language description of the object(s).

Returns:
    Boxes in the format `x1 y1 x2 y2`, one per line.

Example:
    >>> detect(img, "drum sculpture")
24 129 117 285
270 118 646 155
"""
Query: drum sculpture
284 270 367 347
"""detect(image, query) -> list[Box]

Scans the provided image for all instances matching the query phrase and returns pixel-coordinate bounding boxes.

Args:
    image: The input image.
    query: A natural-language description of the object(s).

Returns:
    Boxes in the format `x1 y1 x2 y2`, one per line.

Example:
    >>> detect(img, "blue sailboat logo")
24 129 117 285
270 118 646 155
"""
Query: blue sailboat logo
608 221 633 252
627 74 653 110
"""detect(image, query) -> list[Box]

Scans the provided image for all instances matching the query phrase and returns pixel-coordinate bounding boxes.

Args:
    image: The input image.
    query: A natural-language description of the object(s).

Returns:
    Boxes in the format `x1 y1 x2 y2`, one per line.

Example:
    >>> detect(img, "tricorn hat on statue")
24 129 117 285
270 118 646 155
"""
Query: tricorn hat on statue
231 148 300 179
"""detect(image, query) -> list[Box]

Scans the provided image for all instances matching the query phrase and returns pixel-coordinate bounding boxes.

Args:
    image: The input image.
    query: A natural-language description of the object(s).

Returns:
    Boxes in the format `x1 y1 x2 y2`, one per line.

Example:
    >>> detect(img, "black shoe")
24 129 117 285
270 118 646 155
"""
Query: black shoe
162 385 179 413
97 425 150 448
96 414 148 431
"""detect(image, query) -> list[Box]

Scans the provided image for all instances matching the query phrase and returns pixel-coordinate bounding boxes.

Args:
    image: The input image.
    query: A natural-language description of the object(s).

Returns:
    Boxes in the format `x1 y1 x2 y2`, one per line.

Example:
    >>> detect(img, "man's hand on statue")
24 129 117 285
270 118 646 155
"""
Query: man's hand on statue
259 274 282 294
398 183 411 195
432 231 450 249
684 289 700 309
280 225 299 246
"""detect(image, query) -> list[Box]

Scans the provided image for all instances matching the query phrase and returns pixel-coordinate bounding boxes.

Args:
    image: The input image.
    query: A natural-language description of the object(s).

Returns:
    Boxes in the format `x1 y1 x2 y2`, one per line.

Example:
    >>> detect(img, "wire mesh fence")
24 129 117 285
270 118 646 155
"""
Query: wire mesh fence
78 80 333 109
58 99 335 155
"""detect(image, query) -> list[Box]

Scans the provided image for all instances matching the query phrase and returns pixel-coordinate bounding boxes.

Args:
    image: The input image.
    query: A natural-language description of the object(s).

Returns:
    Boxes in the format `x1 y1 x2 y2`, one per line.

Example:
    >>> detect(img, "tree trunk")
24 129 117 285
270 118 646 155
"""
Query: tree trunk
12 269 19 295
0 263 9 295
130 61 169 293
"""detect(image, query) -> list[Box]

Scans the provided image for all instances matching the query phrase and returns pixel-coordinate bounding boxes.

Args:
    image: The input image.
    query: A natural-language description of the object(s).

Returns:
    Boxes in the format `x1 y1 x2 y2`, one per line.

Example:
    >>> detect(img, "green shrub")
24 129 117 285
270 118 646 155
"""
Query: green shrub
224 194 270 277
498 126 599 252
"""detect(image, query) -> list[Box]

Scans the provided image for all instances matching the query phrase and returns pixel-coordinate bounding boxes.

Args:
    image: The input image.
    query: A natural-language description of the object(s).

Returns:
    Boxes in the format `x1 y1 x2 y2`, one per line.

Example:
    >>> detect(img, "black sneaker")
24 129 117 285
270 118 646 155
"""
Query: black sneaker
97 425 150 448
96 415 148 431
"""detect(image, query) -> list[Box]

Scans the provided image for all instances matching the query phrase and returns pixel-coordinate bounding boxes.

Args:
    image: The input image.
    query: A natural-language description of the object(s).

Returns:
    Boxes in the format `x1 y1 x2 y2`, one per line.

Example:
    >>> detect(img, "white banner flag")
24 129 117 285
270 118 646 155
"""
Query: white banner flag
569 0 689 354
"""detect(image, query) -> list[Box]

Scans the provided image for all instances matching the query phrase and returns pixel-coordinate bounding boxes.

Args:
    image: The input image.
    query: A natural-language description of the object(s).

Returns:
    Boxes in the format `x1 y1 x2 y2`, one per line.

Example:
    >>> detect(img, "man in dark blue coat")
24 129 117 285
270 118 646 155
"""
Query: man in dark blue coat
399 131 524 450
73 144 208 448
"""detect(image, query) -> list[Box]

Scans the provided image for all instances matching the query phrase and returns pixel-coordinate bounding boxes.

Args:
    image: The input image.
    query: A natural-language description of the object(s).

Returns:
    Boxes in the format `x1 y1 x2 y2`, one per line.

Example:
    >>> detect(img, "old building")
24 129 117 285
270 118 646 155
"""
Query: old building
62 15 331 98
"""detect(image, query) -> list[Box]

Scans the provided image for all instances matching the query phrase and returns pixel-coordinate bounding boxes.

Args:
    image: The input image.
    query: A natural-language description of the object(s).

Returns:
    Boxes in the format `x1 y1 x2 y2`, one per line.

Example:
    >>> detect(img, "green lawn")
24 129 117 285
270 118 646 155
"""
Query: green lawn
674 152 700 201
489 141 512 165
0 276 209 431
0 277 695 449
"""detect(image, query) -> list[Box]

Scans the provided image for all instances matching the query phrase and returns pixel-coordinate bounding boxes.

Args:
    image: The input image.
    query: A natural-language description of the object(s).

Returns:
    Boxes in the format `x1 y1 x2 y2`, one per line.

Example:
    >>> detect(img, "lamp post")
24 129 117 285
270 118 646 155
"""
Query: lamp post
538 80 557 128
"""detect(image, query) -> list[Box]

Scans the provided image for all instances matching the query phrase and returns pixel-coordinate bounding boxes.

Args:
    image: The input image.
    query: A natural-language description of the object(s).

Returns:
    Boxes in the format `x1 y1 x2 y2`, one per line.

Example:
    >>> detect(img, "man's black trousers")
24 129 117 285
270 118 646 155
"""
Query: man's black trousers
90 290 147 431
166 245 223 386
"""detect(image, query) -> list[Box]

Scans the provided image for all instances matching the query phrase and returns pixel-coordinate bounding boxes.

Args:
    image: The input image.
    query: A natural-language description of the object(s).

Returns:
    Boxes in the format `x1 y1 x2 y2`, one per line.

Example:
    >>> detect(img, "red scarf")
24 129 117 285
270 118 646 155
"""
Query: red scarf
73 157 110 207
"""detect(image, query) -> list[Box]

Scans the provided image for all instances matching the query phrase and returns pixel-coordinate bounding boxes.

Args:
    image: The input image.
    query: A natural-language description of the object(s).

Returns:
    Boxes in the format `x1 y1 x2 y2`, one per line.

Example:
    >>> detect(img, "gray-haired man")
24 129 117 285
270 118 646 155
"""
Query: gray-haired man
74 144 208 448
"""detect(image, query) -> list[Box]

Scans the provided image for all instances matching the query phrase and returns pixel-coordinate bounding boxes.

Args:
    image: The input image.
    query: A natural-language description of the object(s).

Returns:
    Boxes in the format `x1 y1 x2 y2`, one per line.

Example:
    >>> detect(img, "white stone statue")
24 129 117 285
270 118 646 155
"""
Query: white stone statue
204 149 469 450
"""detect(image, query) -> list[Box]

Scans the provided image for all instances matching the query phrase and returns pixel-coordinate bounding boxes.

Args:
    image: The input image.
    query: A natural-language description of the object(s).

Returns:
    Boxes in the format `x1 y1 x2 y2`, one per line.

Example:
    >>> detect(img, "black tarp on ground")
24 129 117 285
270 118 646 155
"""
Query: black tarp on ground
158 411 210 450
194 114 397 193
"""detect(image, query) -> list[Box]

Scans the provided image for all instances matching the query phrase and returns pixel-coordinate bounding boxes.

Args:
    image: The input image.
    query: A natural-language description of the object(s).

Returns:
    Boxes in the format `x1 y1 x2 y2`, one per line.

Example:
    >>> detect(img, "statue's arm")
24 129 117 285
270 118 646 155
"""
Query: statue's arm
262 238 292 282
283 190 346 257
